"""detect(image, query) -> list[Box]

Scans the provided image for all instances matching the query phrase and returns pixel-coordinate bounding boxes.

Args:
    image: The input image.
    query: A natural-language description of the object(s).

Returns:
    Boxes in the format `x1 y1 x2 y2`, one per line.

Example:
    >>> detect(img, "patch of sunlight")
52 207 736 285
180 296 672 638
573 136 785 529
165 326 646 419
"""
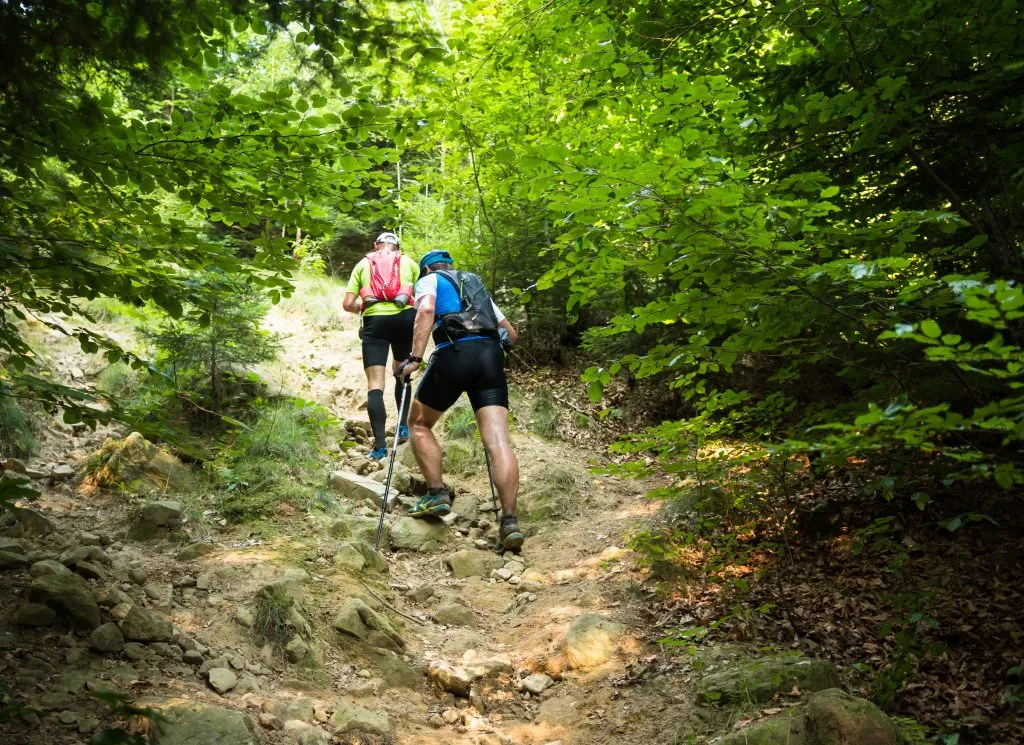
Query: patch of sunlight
613 497 662 520
506 721 569 743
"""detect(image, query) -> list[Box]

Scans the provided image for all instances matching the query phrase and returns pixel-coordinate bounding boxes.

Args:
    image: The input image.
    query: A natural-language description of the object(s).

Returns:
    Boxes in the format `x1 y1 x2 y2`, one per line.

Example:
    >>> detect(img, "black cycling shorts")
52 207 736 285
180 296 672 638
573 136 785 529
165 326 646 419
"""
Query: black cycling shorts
360 310 415 368
416 338 509 413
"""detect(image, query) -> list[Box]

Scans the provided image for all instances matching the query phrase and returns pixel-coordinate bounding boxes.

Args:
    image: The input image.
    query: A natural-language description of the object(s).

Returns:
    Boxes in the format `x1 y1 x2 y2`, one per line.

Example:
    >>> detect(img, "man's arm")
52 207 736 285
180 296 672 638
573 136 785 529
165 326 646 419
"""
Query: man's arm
342 292 362 314
498 318 518 345
411 294 436 359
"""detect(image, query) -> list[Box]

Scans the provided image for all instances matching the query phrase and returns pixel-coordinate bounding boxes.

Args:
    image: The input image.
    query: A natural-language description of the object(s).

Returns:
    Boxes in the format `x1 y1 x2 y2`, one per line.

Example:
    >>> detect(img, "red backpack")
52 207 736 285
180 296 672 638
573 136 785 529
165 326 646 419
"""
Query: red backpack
360 250 414 304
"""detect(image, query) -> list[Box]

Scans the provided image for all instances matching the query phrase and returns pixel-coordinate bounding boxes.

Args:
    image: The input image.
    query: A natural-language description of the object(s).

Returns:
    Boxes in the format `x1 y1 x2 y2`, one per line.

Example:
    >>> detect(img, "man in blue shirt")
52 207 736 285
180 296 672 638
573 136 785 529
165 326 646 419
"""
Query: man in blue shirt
396 250 525 551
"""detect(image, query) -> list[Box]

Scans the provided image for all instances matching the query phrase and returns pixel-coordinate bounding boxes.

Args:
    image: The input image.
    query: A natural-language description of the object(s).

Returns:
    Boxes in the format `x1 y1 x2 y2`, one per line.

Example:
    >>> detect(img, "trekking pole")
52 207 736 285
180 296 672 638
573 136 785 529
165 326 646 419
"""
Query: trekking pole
483 448 500 517
375 379 411 551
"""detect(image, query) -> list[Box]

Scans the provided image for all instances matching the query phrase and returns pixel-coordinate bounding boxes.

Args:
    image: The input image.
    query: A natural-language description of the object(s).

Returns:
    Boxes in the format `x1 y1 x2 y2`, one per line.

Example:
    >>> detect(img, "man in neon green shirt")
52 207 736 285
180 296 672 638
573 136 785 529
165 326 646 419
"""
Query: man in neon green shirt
342 232 420 460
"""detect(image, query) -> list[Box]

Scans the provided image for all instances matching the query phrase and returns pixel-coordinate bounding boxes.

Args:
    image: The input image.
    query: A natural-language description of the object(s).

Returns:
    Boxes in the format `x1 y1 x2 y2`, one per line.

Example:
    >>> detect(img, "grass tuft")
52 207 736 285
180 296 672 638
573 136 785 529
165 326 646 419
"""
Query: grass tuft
442 405 477 440
530 388 561 439
0 395 37 459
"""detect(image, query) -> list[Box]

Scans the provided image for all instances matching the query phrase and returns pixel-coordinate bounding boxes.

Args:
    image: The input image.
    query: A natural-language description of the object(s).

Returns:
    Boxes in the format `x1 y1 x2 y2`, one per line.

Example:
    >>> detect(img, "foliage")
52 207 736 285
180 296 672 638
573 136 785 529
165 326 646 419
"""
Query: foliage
0 393 37 458
442 404 477 440
529 388 561 439
209 398 336 522
253 582 300 646
142 271 280 410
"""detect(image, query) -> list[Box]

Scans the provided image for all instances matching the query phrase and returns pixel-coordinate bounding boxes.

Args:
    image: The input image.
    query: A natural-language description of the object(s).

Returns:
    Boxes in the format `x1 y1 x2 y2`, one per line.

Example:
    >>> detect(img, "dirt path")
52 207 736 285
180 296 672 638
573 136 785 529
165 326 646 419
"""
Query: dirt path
1 302 692 745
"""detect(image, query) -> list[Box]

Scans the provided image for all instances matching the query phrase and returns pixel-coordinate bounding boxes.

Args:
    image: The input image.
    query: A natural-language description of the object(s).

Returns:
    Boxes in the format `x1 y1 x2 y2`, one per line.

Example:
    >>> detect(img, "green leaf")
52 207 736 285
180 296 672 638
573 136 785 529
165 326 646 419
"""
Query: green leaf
819 186 840 198
920 319 942 338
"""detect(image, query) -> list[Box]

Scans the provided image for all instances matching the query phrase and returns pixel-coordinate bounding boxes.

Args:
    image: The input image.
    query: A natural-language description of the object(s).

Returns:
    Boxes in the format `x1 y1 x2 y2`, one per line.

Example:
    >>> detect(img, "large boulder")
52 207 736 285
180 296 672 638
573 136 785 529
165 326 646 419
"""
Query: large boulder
697 654 840 705
433 603 476 628
27 573 101 630
0 550 32 570
391 516 448 552
121 606 174 642
329 701 394 739
445 549 502 579
563 613 623 669
91 432 191 491
331 598 404 650
715 709 808 745
329 470 387 506
152 700 259 745
805 689 902 745
427 660 473 696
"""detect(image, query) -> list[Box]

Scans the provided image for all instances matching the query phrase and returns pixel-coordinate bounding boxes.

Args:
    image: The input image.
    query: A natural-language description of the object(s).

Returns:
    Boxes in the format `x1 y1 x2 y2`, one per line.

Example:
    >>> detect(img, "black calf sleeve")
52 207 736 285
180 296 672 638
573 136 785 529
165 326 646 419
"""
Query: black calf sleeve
367 389 386 449
394 383 410 427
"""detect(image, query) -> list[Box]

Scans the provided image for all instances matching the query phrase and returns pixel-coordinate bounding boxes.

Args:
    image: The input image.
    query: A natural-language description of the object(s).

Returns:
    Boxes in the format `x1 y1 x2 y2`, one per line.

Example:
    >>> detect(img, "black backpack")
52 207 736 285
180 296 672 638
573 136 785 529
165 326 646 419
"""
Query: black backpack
434 270 501 343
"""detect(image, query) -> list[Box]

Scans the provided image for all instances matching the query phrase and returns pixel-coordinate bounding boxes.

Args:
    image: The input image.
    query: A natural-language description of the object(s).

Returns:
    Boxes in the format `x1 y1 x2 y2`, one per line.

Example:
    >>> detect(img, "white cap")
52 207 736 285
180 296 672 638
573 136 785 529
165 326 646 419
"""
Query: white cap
375 231 399 246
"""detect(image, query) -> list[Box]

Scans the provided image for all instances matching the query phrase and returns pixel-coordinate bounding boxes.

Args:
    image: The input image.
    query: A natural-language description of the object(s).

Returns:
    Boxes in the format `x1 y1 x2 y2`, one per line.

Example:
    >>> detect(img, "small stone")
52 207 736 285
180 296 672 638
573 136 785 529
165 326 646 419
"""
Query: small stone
235 607 255 628
428 714 445 728
259 712 283 730
121 605 173 641
58 709 79 725
405 584 435 602
504 560 526 575
110 602 133 621
89 623 125 653
521 673 554 695
0 550 33 570
128 568 148 585
77 531 102 546
285 636 309 663
183 650 204 665
433 603 477 628
441 708 462 724
123 642 155 661
73 560 103 580
491 568 513 581
78 718 100 734
427 661 473 696
208 667 238 695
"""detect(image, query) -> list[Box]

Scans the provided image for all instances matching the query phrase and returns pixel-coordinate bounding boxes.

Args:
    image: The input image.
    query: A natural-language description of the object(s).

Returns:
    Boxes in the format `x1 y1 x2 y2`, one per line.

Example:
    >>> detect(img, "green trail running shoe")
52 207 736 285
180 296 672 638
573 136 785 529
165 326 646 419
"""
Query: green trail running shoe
499 516 525 551
408 488 452 518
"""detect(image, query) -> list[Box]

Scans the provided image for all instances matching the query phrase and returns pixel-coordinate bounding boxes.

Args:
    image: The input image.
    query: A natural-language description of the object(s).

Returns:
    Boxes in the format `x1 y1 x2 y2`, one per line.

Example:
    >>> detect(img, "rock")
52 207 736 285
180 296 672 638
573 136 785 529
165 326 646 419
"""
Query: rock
505 559 526 575
89 623 125 652
331 543 365 572
285 636 310 663
176 542 216 560
27 572 101 629
461 650 513 679
350 540 388 572
77 531 103 545
121 606 174 642
0 536 26 552
391 516 448 552
123 642 156 661
433 603 477 627
129 499 184 540
154 700 259 745
406 584 435 602
258 713 283 730
90 432 191 491
183 650 205 665
208 667 239 694
61 545 108 565
0 550 32 570
15 508 57 536
441 708 462 724
715 710 807 745
72 560 103 580
51 464 76 480
563 614 623 669
235 607 255 628
805 688 902 745
30 559 70 577
370 462 412 493
491 567 513 581
128 567 148 584
329 701 395 737
331 598 404 650
427 660 474 696
234 676 260 695
521 674 554 695
445 549 503 579
14 603 57 626
329 470 387 505
697 654 840 705
328 515 390 549
283 720 330 745
272 697 316 722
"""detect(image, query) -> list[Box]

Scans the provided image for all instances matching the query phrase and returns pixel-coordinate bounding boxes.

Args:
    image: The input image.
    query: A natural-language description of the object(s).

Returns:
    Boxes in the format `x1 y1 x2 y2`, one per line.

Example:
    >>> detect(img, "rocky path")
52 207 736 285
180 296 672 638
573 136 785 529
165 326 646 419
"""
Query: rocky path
0 305 910 745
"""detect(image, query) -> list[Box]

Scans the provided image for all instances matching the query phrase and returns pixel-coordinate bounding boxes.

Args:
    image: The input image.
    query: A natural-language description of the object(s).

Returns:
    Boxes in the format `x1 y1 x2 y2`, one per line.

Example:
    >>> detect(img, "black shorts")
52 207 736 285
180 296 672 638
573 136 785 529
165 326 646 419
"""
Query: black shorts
360 310 415 368
416 338 509 413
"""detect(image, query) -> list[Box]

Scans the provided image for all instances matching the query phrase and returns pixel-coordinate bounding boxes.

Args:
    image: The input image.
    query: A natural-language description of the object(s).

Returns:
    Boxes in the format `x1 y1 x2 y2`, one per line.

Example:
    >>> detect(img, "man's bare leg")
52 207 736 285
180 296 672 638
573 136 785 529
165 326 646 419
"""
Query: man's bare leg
475 405 518 516
408 399 444 489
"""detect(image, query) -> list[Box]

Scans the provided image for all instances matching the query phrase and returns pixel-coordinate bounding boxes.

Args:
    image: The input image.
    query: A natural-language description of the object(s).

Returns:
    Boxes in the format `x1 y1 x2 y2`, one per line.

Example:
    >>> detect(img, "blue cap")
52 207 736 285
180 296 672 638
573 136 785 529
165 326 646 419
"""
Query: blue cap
419 250 454 272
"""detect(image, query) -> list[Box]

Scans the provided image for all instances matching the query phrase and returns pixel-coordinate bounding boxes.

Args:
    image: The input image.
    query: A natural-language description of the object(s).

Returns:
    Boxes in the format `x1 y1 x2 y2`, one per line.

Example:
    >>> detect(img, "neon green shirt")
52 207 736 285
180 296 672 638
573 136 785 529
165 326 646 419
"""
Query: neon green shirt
345 254 420 317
